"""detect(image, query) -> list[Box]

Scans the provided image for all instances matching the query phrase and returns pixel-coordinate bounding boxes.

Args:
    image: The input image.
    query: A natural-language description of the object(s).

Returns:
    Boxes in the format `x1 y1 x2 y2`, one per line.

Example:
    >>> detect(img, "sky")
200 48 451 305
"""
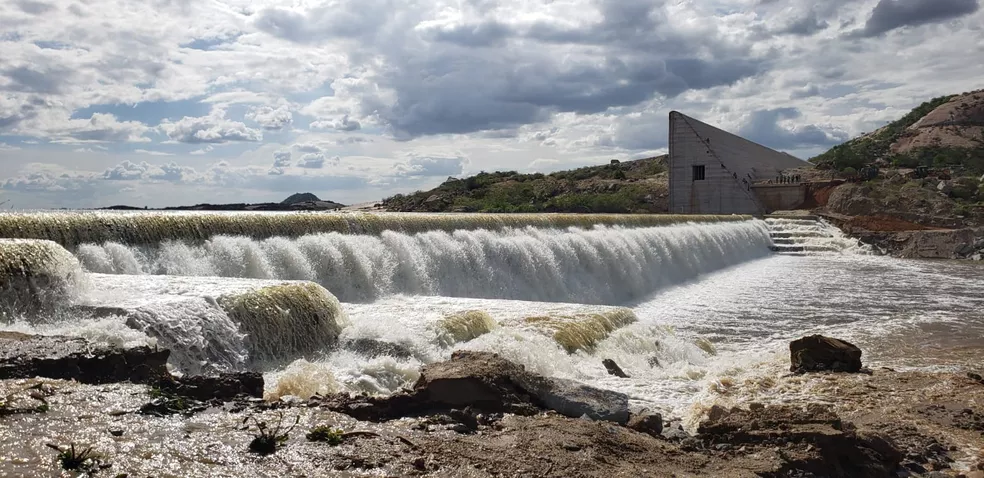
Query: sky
0 0 982 209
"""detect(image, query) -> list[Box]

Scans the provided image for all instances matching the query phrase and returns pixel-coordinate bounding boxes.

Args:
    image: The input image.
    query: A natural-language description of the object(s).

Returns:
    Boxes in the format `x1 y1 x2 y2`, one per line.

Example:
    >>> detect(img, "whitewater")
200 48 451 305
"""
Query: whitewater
1 211 982 423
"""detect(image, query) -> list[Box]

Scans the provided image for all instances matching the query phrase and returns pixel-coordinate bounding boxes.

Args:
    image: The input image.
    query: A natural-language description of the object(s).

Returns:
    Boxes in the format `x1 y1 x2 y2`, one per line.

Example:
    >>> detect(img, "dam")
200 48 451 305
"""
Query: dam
3 209 979 423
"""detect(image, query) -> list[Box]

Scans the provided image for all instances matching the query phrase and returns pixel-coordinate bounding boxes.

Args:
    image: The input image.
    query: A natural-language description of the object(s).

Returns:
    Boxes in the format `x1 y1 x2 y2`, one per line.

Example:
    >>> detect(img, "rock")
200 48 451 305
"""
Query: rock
424 351 630 424
157 372 263 401
789 335 863 373
321 350 630 424
0 332 169 384
626 412 663 437
341 338 416 360
698 405 901 477
522 375 630 424
826 184 878 216
602 359 629 378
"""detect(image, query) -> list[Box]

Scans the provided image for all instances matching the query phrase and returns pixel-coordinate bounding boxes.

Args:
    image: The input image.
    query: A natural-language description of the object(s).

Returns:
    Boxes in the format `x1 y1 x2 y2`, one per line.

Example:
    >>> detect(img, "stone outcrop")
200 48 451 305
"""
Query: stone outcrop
0 332 169 384
157 372 264 401
320 350 630 424
789 335 864 373
697 404 902 477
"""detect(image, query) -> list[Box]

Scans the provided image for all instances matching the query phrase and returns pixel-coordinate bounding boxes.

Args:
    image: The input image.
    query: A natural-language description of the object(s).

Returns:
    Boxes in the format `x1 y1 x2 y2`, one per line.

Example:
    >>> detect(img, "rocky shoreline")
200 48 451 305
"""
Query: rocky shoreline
819 213 984 260
1 334 983 477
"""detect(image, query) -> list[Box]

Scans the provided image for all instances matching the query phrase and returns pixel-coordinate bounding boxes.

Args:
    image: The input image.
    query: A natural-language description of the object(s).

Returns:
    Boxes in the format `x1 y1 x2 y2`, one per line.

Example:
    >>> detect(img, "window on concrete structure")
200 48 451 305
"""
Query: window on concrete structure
692 165 705 181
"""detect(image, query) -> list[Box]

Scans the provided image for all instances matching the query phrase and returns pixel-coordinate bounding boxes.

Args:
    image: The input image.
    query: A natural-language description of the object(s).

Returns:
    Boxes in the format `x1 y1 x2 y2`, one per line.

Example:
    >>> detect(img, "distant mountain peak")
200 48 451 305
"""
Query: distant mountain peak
282 192 321 205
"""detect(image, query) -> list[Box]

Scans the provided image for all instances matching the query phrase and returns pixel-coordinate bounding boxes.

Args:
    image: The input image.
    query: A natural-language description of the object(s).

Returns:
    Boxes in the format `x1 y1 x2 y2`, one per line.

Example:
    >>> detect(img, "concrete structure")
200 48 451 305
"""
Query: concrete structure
668 111 811 215
751 183 808 212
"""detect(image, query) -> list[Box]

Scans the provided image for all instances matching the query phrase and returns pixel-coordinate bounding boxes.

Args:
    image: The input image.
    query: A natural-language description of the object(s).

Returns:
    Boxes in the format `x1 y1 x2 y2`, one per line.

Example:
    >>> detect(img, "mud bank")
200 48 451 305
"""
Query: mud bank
1 335 983 477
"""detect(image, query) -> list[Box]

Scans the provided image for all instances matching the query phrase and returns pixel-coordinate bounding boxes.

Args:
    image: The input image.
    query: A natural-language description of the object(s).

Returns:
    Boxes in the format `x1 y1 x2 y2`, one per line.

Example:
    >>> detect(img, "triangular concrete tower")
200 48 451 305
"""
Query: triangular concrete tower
668 111 811 214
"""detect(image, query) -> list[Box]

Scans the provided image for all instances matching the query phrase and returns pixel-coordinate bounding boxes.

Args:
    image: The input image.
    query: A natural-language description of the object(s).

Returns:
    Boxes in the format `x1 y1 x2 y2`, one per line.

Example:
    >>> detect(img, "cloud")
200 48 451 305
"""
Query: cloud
101 160 192 181
309 115 362 132
396 154 467 177
160 109 262 143
269 150 292 175
779 10 830 36
1 171 94 192
189 145 213 155
252 2 385 44
860 0 980 37
297 153 329 169
246 105 293 131
737 108 850 150
0 0 981 208
134 149 173 156
14 0 55 15
54 113 151 143
1 65 71 94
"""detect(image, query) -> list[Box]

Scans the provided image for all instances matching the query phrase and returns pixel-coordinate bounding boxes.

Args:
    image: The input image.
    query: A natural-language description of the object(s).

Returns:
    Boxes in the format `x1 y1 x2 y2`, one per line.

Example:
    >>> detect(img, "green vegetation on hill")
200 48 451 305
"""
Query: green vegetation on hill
811 95 954 170
810 92 984 175
383 157 669 213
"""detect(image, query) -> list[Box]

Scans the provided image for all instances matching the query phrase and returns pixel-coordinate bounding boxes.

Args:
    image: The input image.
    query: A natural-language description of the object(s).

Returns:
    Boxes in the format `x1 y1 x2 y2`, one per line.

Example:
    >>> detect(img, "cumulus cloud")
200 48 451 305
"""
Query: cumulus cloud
297 153 328 169
189 145 213 155
860 0 980 37
269 150 292 175
396 154 467 177
246 105 293 130
52 113 151 143
159 109 262 144
309 115 362 132
1 171 93 192
101 160 193 181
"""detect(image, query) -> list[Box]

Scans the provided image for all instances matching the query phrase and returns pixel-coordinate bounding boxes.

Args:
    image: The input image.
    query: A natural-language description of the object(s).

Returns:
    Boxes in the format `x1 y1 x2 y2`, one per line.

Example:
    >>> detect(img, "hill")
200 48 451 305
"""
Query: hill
811 89 984 175
101 193 345 211
382 156 669 213
282 192 321 205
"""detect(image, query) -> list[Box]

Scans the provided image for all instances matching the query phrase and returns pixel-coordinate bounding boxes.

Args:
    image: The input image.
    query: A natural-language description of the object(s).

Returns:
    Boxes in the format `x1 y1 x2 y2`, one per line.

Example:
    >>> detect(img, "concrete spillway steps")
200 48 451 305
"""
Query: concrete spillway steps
765 217 855 256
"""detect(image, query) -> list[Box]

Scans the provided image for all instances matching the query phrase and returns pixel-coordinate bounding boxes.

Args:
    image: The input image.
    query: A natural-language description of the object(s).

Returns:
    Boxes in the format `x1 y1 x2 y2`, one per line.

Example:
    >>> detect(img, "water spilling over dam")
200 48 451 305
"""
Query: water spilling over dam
2 210 980 425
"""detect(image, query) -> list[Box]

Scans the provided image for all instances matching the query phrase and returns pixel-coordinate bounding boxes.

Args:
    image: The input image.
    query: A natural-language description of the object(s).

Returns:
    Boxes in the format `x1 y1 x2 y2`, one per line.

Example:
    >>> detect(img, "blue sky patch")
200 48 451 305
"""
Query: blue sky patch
71 99 211 126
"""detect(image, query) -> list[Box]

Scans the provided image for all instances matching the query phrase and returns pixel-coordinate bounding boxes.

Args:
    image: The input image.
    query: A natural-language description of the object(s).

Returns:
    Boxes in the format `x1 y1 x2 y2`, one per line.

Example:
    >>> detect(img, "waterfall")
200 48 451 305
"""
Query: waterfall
1 212 773 379
75 220 773 304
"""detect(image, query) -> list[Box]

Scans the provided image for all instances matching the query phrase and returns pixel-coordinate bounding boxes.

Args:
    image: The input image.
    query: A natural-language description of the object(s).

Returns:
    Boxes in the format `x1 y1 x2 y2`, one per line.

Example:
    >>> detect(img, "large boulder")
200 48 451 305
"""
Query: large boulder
790 335 864 373
521 375 630 424
0 332 170 384
322 350 630 424
413 350 629 424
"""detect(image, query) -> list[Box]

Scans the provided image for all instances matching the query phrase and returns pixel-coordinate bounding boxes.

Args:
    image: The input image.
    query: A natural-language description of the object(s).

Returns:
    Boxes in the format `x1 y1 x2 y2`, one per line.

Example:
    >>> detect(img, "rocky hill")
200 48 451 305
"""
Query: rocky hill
383 156 669 213
808 90 984 230
807 90 984 259
811 89 984 175
281 192 321 205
